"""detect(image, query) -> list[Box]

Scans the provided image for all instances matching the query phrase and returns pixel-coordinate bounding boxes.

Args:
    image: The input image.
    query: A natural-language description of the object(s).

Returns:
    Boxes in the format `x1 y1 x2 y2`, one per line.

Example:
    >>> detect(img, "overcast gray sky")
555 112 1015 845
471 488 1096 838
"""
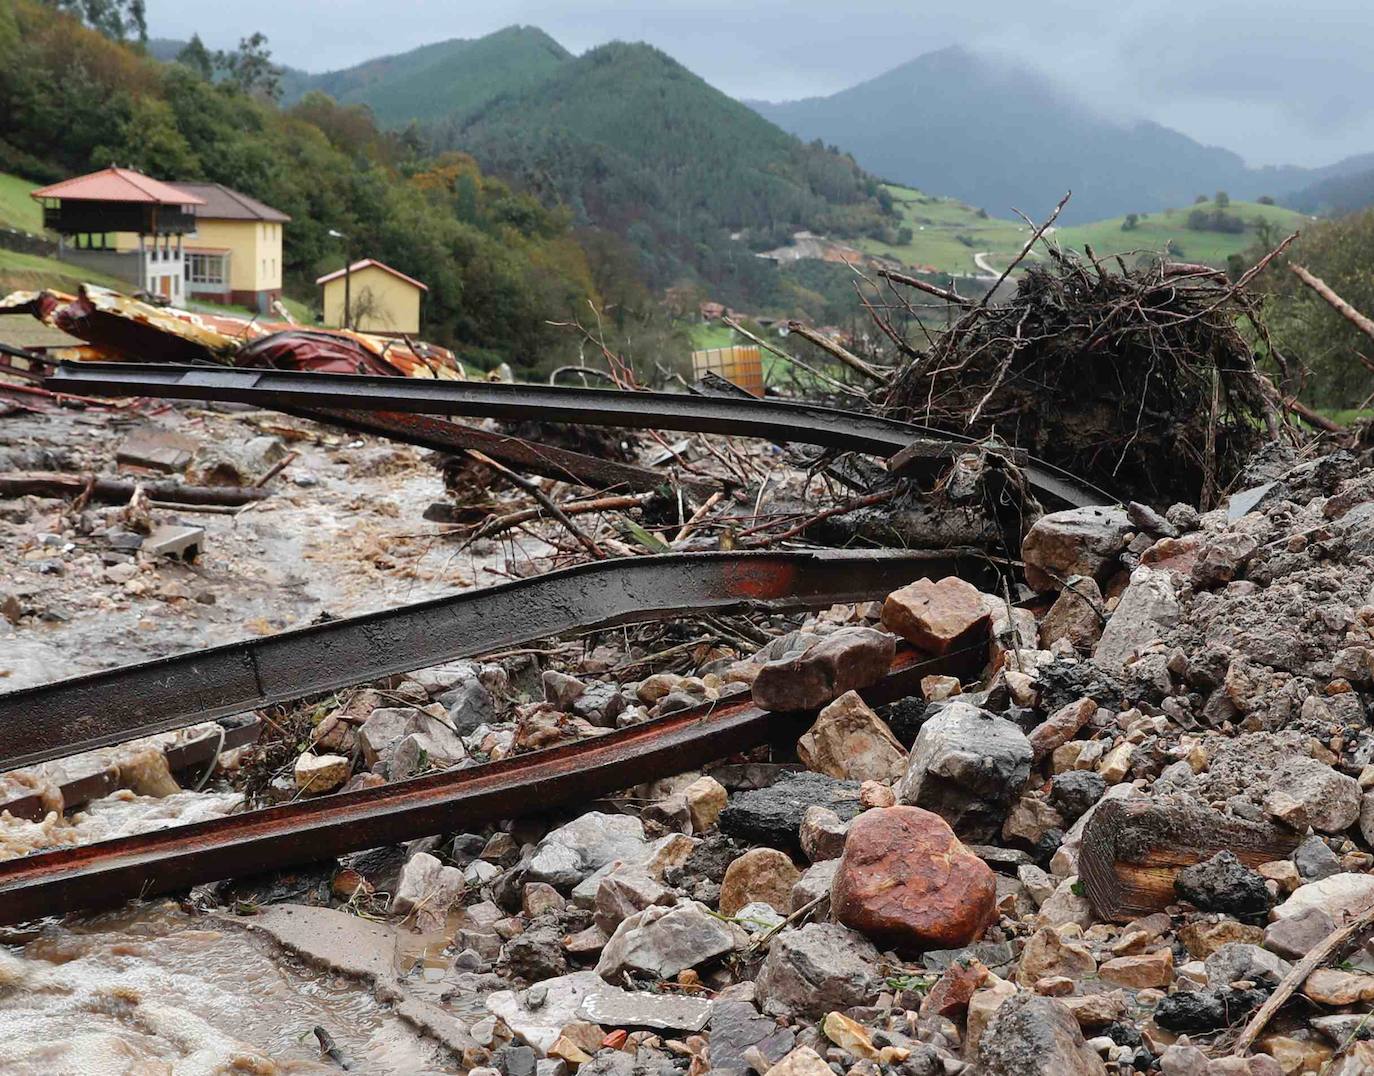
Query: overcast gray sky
143 0 1374 168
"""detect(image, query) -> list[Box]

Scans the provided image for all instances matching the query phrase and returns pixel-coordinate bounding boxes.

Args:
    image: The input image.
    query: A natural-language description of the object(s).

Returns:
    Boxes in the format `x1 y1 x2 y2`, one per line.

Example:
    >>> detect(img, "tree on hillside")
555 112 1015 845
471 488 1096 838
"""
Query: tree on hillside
41 0 145 42
175 34 215 80
1215 191 1230 208
1122 213 1139 231
219 32 281 101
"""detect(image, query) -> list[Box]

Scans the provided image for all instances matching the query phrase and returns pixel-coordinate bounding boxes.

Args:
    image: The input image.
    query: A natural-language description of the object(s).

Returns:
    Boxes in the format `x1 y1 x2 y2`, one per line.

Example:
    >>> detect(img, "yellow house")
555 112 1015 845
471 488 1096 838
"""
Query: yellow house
112 181 290 312
316 259 427 335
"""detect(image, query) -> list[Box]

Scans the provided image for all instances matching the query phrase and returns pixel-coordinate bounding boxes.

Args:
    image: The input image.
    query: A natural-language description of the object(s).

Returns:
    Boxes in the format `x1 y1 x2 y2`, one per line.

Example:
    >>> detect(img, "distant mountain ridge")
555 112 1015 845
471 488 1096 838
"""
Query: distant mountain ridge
748 46 1363 223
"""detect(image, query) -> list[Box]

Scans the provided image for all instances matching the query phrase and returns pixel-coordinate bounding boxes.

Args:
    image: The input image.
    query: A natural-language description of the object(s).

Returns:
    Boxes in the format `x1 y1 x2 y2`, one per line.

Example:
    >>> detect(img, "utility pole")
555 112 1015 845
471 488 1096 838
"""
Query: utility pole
328 229 351 329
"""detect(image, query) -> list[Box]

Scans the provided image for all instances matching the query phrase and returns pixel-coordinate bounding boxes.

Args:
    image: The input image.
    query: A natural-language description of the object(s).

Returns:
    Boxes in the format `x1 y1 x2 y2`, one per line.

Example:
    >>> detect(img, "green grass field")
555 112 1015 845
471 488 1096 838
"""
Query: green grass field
858 184 1314 277
0 172 43 233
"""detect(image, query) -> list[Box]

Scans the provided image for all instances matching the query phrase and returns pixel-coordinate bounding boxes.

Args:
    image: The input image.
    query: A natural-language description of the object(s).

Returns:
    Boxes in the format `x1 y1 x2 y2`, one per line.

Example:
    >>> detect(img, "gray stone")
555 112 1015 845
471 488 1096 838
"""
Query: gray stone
719 770 862 852
799 806 849 863
391 729 468 780
542 670 585 710
1295 835 1344 881
595 900 745 982
502 924 568 983
1049 771 1106 824
443 678 496 734
754 922 882 1020
791 858 839 913
1039 576 1106 652
1264 905 1336 959
487 971 604 1053
1204 942 1292 989
972 993 1108 1075
593 869 675 935
707 1000 796 1076
392 852 464 933
896 701 1032 840
1174 851 1272 919
1093 567 1179 672
524 813 649 890
577 988 713 1032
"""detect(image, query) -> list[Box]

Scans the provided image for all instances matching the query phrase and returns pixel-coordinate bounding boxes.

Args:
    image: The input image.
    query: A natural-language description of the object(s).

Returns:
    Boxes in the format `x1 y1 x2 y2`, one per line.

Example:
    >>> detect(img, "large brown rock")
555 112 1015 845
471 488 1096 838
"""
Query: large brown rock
830 806 997 953
1021 506 1132 594
797 690 907 782
720 848 801 917
882 576 990 656
751 627 895 712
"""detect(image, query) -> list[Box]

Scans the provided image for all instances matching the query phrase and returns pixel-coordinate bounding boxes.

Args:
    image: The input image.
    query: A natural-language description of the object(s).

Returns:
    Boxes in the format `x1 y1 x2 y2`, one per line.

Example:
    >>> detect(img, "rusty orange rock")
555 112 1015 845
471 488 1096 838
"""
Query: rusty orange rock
830 805 997 953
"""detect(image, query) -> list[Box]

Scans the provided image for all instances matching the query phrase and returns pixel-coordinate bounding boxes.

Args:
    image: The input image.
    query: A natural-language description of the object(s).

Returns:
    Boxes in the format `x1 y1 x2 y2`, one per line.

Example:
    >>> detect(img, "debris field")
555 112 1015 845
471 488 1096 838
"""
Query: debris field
4 258 1374 1076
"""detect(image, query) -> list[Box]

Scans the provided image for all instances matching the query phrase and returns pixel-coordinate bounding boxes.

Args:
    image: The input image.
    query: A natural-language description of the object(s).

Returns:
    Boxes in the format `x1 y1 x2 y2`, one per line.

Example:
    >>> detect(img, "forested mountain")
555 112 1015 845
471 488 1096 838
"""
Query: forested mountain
278 26 570 127
425 41 898 298
1284 156 1374 216
750 47 1321 223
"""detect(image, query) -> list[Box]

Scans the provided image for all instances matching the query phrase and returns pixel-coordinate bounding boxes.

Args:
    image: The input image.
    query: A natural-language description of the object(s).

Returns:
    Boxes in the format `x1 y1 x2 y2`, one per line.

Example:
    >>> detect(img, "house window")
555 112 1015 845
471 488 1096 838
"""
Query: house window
187 253 227 285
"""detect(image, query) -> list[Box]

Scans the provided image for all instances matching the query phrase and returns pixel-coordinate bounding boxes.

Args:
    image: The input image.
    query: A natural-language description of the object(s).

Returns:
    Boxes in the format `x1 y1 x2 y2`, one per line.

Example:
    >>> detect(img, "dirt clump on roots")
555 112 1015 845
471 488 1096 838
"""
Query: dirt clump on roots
879 248 1287 508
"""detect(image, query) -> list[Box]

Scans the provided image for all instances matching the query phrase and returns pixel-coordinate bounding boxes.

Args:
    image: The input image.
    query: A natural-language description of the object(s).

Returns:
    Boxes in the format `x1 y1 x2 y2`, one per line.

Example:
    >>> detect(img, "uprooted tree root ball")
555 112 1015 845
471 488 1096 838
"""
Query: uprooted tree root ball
879 247 1289 507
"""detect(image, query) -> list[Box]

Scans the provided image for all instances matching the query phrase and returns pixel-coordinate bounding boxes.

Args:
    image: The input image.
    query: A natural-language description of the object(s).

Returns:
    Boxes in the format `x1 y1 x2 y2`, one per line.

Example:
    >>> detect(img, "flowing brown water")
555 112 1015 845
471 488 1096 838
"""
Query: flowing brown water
0 904 464 1075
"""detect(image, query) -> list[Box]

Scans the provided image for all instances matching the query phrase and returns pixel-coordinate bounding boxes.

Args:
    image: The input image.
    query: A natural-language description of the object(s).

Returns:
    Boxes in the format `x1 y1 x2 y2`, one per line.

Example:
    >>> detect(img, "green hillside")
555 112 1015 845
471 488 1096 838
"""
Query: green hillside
285 26 570 127
0 171 42 232
856 185 1312 276
437 41 897 302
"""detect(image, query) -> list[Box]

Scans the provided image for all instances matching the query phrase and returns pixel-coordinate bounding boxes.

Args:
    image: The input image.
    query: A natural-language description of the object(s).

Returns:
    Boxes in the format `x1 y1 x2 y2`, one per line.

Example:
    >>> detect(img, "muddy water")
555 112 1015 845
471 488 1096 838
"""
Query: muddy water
0 905 461 1075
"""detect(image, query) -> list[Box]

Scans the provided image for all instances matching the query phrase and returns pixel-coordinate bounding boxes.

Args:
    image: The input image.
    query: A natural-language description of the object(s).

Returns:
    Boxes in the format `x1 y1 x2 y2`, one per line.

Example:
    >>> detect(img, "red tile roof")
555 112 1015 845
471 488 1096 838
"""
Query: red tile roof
315 259 428 292
31 167 205 206
172 182 290 223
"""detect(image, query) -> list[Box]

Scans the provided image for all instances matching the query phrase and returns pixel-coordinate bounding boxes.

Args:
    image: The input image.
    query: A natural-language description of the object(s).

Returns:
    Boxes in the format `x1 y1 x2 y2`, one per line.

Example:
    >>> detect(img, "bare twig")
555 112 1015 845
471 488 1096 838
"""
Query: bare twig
721 316 866 398
1229 898 1374 1056
978 190 1071 308
465 450 605 559
1291 263 1374 343
877 268 973 307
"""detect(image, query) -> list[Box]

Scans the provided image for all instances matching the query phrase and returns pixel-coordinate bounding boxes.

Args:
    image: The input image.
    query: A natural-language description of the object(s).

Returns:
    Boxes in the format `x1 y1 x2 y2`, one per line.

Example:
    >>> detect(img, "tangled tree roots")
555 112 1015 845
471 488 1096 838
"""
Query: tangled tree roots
879 248 1288 507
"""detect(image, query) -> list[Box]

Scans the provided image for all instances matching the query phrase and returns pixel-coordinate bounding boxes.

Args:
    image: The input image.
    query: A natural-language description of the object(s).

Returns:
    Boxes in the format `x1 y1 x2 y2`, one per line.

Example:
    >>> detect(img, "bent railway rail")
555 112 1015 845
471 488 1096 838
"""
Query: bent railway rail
46 362 1113 508
0 549 1002 773
0 646 954 925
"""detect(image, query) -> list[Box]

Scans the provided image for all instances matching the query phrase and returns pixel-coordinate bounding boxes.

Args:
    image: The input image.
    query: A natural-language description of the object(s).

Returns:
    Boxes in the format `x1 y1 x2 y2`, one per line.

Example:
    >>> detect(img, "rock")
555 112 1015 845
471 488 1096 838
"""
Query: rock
881 576 991 656
1097 950 1173 989
391 729 468 780
922 674 962 701
973 993 1108 1075
1273 873 1374 922
1303 968 1374 1005
358 705 467 773
799 806 849 863
392 852 465 933
859 780 896 809
593 870 675 935
966 976 1019 1057
1039 578 1106 652
821 1011 879 1060
443 678 496 735
522 883 565 918
706 1000 795 1076
750 627 895 712
504 925 569 983
754 922 883 1020
542 671 586 710
1060 991 1128 1030
1154 987 1267 1033
525 813 649 890
576 988 712 1033
792 859 840 913
1178 918 1264 959
830 806 997 953
1017 927 1096 986
1048 771 1106 824
1036 877 1096 930
1295 836 1343 881
920 958 990 1019
1264 759 1361 833
1028 698 1098 760
488 972 605 1053
1097 742 1135 784
595 901 744 982
294 752 351 793
1174 851 1273 919
1018 864 1058 906
1264 905 1337 959
1093 567 1179 672
796 690 907 783
896 702 1032 840
1021 506 1132 593
1204 942 1291 989
683 776 727 833
1002 794 1065 847
720 848 801 917
719 771 862 851
766 1046 833 1076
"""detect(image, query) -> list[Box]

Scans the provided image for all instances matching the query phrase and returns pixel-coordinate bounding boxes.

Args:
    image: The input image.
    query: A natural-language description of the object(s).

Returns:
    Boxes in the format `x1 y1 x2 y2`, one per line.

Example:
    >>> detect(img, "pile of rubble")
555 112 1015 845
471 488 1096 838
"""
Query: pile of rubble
22 444 1358 1073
